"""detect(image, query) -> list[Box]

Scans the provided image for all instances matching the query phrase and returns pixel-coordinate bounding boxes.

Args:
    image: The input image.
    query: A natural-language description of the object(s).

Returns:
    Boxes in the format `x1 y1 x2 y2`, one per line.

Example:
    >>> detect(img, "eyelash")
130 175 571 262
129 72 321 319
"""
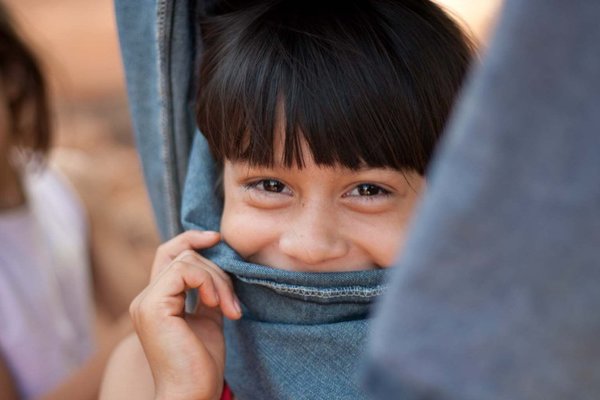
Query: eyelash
243 179 293 196
344 183 392 199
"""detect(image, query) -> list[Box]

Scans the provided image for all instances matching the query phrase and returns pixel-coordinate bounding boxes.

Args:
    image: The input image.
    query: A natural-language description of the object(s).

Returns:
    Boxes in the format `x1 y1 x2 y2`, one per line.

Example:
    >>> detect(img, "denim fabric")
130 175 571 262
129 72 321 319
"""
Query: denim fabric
364 0 600 399
115 0 199 240
223 264 385 399
224 319 372 399
181 132 388 399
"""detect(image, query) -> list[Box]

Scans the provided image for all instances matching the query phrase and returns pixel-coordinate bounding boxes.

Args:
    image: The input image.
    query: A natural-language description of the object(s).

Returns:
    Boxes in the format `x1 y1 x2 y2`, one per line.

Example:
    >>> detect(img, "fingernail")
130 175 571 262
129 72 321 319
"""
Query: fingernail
202 230 219 236
234 298 242 315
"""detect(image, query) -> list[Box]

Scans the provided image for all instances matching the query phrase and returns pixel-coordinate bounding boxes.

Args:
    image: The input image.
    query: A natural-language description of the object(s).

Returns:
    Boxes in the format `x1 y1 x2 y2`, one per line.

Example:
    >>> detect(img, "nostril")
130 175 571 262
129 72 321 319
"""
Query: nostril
279 231 348 266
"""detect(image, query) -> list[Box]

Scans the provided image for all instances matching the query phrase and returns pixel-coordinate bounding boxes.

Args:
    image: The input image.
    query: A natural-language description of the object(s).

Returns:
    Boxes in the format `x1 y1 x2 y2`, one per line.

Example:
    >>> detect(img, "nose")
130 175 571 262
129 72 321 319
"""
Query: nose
278 202 349 269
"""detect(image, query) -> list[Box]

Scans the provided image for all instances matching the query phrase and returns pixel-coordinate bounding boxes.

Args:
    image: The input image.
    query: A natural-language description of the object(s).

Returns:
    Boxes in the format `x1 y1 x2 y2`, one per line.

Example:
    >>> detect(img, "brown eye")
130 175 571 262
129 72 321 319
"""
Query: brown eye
356 183 384 196
261 179 287 193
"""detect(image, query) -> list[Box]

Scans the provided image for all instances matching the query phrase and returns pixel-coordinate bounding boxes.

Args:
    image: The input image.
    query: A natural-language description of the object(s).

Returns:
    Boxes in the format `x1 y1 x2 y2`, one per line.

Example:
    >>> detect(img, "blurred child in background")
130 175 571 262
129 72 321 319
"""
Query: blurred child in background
0 2 136 398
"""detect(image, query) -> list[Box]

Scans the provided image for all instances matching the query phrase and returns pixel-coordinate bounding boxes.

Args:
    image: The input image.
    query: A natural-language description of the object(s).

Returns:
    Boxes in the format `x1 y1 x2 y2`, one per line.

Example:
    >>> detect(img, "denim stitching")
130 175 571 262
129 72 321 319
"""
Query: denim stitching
237 276 387 298
156 0 181 238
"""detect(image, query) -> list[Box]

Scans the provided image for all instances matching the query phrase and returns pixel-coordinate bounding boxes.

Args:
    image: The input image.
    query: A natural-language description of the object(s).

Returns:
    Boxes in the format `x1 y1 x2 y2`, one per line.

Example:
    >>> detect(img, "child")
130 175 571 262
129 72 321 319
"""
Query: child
0 2 134 398
102 0 473 399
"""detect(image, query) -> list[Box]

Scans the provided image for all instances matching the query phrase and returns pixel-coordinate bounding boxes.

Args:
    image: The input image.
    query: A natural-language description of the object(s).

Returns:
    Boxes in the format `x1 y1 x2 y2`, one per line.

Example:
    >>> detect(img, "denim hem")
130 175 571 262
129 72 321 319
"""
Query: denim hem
236 276 388 299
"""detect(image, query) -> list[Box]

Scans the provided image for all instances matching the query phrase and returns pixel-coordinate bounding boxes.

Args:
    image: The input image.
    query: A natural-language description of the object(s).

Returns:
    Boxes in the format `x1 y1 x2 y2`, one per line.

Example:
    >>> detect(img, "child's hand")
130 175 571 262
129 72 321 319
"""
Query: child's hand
129 230 242 400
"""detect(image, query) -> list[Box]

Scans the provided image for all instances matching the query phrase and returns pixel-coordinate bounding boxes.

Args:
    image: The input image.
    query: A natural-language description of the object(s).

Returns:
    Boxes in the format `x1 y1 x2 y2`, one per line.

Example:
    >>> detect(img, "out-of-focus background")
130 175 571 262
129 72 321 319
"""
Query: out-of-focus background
4 0 158 338
3 0 503 330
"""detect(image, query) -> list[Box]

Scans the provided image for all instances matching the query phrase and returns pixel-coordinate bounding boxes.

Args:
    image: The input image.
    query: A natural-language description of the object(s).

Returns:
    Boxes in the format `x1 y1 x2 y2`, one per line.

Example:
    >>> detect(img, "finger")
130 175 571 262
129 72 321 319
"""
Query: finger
149 260 221 313
159 259 241 322
176 253 241 320
129 282 186 330
192 263 242 321
177 251 234 291
151 231 221 278
153 251 242 320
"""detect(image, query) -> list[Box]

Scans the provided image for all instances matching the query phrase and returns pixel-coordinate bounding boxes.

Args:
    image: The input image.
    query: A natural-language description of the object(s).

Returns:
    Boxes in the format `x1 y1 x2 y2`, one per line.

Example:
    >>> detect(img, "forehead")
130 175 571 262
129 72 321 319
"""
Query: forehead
271 124 315 166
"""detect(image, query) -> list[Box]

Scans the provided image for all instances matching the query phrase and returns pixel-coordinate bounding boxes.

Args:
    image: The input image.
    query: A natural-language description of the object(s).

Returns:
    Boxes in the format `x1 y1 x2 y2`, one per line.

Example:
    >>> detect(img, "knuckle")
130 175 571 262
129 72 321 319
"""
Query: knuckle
178 249 197 261
156 296 184 314
195 266 211 281
169 260 189 274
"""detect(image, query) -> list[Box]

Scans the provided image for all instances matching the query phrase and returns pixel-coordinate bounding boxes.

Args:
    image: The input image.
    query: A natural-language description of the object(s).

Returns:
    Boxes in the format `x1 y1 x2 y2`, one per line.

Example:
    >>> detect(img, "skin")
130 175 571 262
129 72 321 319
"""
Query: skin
101 143 426 400
221 157 425 272
101 232 241 400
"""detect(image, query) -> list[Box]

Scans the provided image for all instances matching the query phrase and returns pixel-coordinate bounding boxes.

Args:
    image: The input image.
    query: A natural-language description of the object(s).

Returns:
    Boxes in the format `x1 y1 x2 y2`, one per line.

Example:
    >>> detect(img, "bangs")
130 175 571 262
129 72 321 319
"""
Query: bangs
196 0 473 174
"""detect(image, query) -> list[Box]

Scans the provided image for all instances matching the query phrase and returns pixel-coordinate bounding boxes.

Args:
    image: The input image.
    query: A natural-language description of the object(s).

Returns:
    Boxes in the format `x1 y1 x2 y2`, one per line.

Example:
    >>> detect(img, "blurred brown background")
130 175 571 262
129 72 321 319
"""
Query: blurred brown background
4 0 158 328
3 0 503 331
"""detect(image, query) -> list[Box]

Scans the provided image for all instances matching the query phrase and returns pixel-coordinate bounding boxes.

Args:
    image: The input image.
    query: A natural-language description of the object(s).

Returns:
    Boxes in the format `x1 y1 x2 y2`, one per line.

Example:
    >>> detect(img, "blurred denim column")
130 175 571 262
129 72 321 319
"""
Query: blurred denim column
115 0 199 240
364 1 600 399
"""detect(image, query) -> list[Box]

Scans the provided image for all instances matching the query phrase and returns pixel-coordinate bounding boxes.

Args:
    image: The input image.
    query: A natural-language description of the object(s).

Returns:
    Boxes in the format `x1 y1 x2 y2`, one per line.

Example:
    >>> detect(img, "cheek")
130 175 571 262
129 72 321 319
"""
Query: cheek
220 202 278 259
220 207 253 257
376 186 425 267
364 227 406 268
350 213 411 268
376 230 407 267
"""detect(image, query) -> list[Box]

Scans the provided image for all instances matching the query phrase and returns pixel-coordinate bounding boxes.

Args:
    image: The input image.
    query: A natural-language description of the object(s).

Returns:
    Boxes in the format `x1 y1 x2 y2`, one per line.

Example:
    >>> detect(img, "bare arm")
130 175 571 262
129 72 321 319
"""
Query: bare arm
99 333 155 400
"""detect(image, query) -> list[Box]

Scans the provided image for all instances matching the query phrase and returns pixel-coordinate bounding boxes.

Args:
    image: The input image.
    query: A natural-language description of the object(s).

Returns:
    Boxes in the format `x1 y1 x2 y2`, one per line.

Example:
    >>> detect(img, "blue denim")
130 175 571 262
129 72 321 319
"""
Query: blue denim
222 262 384 399
115 0 198 240
363 0 600 399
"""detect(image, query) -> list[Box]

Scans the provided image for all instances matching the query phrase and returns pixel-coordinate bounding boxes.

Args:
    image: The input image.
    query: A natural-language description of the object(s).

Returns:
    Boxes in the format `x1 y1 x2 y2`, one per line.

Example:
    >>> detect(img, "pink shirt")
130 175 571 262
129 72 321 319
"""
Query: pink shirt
0 168 94 398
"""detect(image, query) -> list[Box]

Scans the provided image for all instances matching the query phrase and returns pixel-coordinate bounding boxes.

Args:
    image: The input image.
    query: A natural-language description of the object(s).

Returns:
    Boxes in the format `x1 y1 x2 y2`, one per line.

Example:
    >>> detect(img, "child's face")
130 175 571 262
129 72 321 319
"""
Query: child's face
220 142 425 272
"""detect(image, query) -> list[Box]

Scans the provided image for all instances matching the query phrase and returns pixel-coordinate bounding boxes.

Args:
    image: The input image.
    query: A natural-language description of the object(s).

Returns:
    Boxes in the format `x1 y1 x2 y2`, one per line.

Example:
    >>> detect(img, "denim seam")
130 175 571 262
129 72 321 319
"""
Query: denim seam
157 0 180 238
236 277 387 299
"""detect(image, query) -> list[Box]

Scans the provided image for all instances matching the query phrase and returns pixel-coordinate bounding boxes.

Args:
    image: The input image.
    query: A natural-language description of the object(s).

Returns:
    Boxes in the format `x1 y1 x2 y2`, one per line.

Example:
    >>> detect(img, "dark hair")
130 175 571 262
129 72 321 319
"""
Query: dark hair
196 0 473 174
0 2 51 158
